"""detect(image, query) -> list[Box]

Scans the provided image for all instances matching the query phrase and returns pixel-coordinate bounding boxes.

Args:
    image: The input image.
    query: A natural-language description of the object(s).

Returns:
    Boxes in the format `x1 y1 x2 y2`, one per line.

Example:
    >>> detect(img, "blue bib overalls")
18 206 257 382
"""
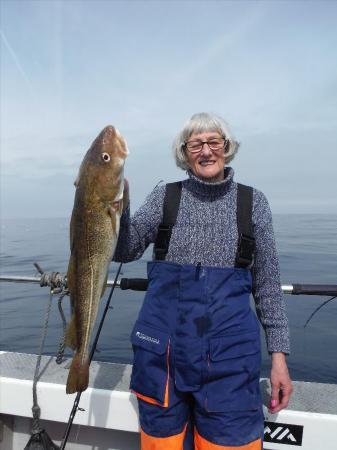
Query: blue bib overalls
130 261 264 449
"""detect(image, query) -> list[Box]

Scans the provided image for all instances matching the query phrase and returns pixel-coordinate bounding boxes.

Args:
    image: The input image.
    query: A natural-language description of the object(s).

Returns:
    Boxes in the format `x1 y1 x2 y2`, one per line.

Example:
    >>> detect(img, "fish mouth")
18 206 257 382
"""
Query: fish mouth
114 127 129 157
123 144 130 157
119 144 129 158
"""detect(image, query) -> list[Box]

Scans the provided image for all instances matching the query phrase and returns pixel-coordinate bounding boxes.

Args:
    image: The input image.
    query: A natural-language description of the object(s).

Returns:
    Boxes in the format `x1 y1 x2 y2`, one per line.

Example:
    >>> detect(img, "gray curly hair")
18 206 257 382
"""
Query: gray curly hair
173 112 239 170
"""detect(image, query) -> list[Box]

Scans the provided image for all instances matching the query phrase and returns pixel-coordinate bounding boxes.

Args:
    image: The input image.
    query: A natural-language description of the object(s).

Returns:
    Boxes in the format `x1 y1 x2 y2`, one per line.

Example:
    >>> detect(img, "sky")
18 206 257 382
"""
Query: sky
1 0 337 218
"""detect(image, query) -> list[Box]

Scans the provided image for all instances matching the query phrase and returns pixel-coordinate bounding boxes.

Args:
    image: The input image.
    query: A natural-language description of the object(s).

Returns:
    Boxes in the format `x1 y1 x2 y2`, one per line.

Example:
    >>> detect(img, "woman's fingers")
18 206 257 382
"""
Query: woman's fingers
269 382 292 413
269 385 280 412
279 383 292 409
269 354 293 413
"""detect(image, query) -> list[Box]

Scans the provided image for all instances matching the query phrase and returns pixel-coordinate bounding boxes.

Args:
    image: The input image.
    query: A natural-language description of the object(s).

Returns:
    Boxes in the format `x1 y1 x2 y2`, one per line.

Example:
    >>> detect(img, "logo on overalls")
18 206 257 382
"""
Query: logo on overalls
264 421 303 446
136 331 160 345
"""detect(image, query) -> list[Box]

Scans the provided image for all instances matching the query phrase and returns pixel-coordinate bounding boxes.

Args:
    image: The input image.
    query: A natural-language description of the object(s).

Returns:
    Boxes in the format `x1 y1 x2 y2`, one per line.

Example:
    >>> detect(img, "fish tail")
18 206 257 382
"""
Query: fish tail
66 352 89 394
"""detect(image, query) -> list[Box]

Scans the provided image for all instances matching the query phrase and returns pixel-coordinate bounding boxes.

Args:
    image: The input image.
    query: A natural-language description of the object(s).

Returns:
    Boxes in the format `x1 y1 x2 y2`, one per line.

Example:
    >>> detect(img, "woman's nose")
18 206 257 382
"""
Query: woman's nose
200 142 212 155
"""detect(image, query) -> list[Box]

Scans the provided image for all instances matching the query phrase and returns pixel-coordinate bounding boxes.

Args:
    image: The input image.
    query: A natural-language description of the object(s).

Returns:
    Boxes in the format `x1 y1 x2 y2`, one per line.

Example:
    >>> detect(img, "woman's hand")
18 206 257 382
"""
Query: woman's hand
269 352 293 414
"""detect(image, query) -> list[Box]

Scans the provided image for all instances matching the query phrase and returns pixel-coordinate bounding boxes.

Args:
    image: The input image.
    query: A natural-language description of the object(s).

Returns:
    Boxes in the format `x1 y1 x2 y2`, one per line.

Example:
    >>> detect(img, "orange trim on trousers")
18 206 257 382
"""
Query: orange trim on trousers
140 427 261 450
195 429 262 450
141 425 187 450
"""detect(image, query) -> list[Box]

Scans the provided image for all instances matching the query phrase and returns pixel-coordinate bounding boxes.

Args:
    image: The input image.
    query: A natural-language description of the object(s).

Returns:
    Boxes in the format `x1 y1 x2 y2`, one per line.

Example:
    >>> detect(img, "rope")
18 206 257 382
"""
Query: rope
39 271 67 291
56 293 68 364
34 265 69 365
31 288 54 435
24 264 66 448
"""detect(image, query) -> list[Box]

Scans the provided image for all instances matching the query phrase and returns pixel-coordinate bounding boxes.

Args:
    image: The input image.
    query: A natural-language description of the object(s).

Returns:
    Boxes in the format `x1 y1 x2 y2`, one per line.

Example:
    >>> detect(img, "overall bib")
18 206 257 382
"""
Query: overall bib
130 260 264 449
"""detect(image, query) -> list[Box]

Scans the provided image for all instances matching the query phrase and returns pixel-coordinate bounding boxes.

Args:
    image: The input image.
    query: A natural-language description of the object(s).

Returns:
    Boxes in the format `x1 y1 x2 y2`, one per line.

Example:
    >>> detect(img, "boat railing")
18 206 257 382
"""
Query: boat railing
1 274 337 296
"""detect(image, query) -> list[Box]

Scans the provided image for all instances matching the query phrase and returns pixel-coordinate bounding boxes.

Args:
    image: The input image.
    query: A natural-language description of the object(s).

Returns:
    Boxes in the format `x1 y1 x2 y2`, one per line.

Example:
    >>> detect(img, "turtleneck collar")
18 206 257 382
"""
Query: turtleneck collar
185 167 234 197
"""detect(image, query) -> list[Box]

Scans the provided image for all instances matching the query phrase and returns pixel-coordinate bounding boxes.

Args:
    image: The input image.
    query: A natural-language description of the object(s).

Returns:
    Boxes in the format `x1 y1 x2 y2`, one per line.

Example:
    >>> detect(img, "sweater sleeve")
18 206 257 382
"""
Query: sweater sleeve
113 185 166 263
251 189 290 354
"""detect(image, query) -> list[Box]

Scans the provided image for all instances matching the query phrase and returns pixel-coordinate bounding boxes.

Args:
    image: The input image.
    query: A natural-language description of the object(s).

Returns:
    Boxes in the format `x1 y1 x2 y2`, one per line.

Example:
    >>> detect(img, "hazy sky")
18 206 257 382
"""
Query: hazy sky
1 0 337 218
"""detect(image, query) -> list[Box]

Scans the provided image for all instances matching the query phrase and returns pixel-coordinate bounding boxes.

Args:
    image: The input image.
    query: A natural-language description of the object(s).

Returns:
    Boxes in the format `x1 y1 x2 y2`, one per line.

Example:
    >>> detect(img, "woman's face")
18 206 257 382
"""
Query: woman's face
185 130 226 182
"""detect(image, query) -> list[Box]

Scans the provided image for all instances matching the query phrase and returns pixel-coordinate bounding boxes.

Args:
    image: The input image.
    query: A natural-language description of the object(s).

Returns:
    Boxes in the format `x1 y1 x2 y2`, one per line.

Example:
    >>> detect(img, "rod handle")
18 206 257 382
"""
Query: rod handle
292 284 337 296
119 278 148 291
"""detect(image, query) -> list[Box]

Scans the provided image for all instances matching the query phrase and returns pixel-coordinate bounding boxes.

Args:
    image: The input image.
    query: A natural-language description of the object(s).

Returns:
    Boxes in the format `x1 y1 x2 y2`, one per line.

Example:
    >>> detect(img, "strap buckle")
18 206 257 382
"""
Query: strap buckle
236 233 255 268
153 225 172 260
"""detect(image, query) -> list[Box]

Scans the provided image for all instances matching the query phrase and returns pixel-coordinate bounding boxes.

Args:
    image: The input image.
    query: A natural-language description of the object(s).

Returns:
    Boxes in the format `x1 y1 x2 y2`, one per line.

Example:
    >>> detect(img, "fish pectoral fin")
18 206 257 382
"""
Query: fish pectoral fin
65 315 78 350
109 200 123 220
110 200 122 213
118 199 123 215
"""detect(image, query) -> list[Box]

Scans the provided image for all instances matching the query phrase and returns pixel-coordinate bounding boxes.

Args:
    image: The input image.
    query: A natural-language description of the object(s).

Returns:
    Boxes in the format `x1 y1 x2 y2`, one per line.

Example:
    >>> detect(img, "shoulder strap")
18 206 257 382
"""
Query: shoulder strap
235 183 255 269
153 181 254 266
153 182 182 261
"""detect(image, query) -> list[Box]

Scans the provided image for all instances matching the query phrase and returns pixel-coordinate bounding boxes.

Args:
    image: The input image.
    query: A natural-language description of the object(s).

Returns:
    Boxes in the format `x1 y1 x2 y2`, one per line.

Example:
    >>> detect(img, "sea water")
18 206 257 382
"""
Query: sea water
0 214 336 383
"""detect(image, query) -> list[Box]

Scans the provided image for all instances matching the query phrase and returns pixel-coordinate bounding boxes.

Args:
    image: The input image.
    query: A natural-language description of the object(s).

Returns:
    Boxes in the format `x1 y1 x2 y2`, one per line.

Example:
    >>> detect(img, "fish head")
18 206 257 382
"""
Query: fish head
76 125 128 202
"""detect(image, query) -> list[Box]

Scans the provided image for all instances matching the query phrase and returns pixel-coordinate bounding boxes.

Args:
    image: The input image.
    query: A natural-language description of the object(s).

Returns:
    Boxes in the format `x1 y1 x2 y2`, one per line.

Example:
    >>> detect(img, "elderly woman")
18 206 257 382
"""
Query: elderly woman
114 112 292 450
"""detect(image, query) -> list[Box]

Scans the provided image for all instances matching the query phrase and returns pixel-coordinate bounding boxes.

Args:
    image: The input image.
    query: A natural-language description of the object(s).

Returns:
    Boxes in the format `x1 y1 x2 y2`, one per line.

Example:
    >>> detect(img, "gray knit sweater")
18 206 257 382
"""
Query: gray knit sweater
114 167 290 354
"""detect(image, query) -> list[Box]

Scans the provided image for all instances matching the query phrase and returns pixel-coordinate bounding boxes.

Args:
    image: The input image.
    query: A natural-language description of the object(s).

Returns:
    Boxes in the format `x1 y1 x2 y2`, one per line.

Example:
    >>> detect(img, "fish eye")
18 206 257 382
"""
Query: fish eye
102 152 111 162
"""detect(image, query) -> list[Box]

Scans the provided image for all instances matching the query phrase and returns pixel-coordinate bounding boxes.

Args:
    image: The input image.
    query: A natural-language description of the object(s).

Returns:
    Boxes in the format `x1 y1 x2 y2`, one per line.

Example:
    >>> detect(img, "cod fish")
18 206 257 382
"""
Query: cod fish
65 125 128 394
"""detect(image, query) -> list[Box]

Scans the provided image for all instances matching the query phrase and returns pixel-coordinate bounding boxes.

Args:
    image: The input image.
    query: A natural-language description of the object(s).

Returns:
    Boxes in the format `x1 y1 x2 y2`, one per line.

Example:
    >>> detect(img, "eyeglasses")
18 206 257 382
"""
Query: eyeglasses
184 137 227 153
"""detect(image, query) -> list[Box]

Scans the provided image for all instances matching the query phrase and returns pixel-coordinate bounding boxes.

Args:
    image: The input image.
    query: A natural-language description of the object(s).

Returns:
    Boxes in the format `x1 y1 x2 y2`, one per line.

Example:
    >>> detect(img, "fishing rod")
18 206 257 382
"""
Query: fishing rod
59 263 123 450
120 279 337 296
1 274 337 296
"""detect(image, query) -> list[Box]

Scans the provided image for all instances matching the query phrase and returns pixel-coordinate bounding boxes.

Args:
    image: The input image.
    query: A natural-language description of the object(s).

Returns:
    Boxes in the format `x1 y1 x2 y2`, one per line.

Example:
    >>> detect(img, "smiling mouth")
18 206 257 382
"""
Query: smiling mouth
199 160 215 166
